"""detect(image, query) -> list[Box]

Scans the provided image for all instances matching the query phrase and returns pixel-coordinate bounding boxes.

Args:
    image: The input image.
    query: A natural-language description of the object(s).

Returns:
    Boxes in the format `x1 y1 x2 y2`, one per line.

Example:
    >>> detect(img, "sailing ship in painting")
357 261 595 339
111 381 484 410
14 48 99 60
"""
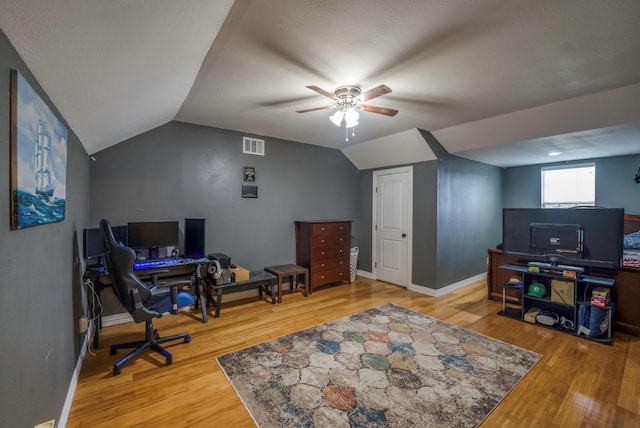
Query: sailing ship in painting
11 69 67 230
34 120 56 198
12 118 66 229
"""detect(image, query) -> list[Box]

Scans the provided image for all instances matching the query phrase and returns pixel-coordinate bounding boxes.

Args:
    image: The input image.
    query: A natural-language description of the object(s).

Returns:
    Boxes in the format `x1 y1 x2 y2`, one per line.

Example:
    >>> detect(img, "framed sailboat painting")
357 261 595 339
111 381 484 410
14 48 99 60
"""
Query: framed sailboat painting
10 70 68 229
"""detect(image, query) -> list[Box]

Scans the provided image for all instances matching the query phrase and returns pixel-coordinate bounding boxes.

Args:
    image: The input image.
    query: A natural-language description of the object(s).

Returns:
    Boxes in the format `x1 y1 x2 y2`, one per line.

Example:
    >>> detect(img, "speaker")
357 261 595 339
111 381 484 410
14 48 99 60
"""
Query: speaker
185 218 206 258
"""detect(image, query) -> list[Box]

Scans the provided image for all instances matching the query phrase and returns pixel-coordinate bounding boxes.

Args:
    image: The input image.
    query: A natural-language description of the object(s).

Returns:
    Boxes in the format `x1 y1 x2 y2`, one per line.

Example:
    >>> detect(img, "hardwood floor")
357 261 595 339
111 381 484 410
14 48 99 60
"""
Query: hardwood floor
67 278 640 427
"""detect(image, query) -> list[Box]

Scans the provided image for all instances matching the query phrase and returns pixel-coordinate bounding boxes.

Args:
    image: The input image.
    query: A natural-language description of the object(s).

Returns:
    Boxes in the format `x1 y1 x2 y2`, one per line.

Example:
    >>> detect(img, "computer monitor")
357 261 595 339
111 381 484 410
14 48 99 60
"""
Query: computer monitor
184 218 206 258
83 225 127 261
127 221 179 249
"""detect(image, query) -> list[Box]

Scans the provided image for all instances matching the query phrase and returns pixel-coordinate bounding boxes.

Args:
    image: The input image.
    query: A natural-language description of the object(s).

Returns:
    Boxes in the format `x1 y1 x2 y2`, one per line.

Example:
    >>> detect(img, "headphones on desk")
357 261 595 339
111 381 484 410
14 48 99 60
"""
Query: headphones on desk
207 260 222 280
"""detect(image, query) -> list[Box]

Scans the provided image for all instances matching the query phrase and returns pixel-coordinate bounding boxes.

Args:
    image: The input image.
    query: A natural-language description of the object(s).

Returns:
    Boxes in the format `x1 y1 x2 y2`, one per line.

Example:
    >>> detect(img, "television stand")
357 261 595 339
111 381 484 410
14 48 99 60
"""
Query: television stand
498 263 614 343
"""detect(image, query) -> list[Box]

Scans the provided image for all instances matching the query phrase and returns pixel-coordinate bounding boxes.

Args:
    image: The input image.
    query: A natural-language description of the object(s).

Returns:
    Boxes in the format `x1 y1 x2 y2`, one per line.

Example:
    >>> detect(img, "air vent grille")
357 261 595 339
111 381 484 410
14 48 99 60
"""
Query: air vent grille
243 137 265 156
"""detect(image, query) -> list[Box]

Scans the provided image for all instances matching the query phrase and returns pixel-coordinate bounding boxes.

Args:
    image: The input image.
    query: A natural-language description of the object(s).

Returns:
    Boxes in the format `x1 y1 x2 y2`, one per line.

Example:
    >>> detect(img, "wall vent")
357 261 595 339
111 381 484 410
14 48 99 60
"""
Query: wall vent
243 137 265 156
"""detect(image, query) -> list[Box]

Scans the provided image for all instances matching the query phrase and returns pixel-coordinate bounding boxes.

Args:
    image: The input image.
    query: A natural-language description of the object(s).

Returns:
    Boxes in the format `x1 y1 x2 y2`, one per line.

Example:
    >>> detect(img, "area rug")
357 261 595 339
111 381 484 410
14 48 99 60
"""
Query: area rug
216 303 541 427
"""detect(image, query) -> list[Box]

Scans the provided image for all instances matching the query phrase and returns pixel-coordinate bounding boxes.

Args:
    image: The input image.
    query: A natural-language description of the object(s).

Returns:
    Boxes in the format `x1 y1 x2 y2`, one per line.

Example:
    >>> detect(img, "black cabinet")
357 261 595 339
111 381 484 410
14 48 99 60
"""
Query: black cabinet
499 263 614 343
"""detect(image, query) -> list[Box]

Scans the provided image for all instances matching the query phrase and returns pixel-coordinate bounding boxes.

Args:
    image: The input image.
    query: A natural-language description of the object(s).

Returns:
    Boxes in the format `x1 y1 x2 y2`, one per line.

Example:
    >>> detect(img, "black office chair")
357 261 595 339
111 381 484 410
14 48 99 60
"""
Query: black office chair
100 219 196 375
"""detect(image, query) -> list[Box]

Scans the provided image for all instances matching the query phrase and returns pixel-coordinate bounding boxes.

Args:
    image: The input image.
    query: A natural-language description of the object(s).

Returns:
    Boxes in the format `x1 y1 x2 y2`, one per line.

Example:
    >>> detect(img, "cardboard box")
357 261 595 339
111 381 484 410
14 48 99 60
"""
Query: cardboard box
550 279 574 305
591 296 609 308
592 287 610 299
230 266 249 282
524 307 541 324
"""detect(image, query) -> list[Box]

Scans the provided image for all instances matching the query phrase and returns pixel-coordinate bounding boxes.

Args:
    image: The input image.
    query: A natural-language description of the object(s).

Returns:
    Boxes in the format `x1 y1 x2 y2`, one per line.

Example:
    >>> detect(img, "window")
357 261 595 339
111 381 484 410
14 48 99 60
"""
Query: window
541 163 595 208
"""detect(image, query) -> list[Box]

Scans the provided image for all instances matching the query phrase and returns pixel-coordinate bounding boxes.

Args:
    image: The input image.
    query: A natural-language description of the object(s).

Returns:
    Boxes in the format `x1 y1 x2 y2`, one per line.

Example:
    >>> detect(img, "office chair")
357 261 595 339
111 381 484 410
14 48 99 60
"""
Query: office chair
100 219 196 375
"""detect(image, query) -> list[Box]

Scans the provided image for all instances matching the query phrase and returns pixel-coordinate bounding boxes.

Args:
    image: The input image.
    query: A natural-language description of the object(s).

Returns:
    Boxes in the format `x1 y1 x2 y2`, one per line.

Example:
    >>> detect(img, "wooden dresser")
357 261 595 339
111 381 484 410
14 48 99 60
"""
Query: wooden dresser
295 220 352 291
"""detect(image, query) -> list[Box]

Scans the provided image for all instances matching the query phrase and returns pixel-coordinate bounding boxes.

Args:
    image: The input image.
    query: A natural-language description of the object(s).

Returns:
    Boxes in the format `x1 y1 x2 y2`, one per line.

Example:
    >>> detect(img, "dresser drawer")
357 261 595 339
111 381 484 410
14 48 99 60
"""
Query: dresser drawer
312 268 348 287
312 246 348 261
311 234 349 248
311 222 350 236
312 255 349 273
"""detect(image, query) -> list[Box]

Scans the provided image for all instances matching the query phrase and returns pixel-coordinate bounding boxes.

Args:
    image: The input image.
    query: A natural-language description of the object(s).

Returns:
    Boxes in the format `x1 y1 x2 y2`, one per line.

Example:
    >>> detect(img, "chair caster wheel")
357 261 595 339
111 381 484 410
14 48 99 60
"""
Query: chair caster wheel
113 366 121 376
109 347 117 356
184 335 191 343
166 356 173 366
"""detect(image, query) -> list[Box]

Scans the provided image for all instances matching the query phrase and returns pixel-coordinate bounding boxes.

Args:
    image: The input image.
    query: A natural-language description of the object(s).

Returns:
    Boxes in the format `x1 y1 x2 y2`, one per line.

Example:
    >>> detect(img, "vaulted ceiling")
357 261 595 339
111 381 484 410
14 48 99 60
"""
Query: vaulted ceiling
2 0 640 168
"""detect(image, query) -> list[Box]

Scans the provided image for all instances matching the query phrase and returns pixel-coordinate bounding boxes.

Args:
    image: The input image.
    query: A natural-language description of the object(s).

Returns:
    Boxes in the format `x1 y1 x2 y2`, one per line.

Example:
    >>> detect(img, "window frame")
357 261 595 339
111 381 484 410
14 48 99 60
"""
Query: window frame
540 163 596 208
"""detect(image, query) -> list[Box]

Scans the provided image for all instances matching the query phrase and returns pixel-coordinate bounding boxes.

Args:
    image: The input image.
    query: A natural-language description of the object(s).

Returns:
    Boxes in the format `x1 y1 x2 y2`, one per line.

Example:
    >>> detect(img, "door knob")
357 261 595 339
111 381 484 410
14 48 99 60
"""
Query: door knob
402 233 407 238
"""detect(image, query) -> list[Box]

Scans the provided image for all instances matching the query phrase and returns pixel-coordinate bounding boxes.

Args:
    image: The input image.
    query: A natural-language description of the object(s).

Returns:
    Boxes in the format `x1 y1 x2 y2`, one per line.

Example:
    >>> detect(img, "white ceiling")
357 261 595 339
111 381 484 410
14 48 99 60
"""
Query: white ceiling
2 0 640 168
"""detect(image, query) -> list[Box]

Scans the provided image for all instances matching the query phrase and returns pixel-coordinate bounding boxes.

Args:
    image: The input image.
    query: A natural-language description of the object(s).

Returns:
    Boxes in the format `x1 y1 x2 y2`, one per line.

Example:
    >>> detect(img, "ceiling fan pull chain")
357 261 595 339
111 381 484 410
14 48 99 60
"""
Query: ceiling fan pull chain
345 126 349 142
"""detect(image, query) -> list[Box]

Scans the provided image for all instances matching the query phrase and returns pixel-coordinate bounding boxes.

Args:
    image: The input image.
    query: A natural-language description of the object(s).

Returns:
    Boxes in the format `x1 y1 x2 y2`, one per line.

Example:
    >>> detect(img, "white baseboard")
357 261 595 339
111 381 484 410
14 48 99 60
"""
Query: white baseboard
356 269 374 279
101 312 134 327
408 272 486 297
58 331 90 428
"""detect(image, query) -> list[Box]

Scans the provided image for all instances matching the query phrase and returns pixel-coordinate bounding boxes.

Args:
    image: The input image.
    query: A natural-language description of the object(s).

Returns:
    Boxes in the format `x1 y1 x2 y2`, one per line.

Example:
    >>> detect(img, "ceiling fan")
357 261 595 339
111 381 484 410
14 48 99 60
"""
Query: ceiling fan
296 84 398 141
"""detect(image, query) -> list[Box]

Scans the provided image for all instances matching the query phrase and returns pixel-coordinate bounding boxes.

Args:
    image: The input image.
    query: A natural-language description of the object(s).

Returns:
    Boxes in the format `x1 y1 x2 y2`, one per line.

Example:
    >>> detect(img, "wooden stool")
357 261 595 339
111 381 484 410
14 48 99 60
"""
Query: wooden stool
264 264 309 303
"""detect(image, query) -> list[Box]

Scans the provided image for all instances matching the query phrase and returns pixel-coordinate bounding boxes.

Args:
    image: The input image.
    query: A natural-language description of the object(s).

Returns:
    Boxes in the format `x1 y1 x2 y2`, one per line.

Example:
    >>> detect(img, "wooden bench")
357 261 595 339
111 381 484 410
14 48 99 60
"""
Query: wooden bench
205 270 277 317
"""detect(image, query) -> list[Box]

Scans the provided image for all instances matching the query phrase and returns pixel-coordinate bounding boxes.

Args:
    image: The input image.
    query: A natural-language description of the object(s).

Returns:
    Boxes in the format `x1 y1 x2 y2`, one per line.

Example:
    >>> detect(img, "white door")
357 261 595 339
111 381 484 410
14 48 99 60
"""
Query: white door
373 166 412 287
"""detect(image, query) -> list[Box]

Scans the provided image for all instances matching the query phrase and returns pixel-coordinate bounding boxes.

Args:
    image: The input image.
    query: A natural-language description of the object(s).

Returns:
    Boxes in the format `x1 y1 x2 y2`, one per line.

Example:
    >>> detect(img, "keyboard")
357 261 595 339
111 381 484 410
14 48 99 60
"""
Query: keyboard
133 258 182 270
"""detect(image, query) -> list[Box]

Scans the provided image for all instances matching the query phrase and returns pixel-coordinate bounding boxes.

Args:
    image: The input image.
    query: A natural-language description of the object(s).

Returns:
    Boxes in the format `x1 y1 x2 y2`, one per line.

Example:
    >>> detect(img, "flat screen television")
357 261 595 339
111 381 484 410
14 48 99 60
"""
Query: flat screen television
83 225 127 261
127 221 179 249
502 208 624 269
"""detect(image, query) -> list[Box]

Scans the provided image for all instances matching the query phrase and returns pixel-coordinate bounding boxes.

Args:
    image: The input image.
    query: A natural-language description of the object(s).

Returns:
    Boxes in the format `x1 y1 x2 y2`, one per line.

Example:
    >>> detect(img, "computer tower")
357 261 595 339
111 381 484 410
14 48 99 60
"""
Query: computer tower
185 218 206 258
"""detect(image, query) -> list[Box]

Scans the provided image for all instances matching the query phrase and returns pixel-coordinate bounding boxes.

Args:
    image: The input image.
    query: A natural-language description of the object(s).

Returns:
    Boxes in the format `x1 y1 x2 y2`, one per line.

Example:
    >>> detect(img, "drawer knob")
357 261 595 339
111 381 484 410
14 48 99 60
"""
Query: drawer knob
321 275 325 279
340 226 343 230
321 227 325 231
321 263 325 267
321 239 325 243
321 251 325 255
339 261 343 264
339 272 343 276
339 249 343 253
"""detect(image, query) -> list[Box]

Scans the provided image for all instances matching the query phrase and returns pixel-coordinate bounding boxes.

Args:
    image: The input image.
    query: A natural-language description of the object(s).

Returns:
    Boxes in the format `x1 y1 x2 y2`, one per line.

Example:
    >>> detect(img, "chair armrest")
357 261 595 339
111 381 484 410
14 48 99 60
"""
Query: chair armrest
154 279 193 289
141 269 171 285
129 288 159 323
153 279 193 313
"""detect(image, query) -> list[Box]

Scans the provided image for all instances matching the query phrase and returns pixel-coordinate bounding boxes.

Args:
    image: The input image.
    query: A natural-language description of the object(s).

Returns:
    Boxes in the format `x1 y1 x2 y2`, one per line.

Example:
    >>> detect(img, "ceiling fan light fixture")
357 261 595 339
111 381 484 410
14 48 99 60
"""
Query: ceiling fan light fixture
329 110 344 126
344 107 359 127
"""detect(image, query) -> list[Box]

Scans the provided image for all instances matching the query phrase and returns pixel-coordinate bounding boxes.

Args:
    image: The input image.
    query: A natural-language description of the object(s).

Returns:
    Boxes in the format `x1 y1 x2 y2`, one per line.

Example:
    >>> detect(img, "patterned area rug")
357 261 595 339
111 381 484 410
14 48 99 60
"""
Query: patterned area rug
216 303 541 427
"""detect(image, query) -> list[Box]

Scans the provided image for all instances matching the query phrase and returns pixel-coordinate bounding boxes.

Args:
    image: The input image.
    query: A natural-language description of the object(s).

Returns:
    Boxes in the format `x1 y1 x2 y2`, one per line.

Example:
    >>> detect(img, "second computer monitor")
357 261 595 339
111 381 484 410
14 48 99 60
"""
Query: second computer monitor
127 221 179 249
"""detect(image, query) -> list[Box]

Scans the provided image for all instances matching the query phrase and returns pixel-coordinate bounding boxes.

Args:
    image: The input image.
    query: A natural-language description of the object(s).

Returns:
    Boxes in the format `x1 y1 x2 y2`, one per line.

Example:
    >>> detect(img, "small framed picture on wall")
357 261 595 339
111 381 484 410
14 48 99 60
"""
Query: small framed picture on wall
244 166 256 182
242 185 258 198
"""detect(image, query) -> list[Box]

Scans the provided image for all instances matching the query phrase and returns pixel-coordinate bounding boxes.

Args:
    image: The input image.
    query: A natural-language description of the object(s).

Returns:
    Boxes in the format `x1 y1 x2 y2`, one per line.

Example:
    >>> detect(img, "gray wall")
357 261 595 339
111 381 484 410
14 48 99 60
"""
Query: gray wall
0 31 90 428
503 154 640 213
411 160 439 287
355 130 502 290
90 121 360 314
436 155 502 287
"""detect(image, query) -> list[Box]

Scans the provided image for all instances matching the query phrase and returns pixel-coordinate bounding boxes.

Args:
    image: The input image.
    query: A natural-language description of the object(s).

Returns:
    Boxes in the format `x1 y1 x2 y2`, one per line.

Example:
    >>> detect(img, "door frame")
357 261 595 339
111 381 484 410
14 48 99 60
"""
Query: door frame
372 165 413 287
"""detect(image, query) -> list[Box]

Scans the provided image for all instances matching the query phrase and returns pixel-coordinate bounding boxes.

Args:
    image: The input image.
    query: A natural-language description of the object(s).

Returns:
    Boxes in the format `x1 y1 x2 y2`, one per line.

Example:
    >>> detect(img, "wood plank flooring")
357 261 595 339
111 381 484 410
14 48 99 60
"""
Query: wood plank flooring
67 278 640 427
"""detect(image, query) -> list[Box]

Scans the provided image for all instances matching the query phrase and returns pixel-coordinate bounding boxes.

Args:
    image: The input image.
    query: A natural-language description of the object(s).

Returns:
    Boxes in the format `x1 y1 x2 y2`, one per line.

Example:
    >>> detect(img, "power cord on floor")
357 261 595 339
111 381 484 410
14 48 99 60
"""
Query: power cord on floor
84 278 103 357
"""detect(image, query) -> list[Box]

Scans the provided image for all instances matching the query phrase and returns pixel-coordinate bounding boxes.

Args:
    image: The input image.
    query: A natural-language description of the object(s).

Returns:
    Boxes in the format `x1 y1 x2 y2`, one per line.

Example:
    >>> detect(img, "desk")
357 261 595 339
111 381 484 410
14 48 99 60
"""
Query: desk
83 257 215 347
205 270 277 317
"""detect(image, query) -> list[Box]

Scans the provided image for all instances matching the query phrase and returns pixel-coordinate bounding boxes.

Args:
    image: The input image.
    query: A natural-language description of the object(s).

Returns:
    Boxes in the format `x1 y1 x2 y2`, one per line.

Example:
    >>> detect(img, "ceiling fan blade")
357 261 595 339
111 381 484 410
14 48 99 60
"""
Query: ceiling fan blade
296 105 332 113
359 85 392 102
360 104 399 117
306 85 337 100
